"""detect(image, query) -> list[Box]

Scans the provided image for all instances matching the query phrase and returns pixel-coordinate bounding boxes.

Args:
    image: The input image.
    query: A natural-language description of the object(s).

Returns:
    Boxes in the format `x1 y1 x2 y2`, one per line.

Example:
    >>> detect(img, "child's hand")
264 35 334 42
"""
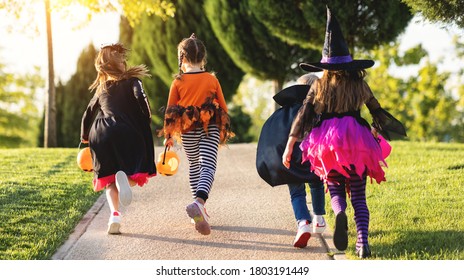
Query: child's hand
164 137 174 148
371 127 378 138
282 137 297 169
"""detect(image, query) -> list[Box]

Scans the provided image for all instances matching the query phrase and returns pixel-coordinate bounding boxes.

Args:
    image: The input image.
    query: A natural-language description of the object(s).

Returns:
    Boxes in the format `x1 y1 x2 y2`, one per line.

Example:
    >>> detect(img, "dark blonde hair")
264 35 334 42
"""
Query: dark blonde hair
175 33 207 79
312 70 370 114
89 43 150 95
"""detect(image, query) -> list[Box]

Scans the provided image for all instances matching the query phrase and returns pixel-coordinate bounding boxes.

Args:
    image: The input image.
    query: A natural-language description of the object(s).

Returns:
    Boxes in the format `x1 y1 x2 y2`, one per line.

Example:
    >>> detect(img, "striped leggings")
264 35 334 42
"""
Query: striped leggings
327 169 369 250
181 125 220 202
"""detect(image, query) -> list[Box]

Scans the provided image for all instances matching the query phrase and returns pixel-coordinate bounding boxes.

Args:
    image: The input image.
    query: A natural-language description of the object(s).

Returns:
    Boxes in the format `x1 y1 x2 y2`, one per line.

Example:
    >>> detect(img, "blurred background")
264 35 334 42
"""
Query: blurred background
1 0 464 148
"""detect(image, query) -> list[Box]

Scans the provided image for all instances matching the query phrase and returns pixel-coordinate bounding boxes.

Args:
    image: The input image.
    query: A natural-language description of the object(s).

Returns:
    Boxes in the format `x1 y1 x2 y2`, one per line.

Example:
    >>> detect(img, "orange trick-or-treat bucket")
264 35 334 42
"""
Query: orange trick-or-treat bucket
156 146 179 176
77 147 93 172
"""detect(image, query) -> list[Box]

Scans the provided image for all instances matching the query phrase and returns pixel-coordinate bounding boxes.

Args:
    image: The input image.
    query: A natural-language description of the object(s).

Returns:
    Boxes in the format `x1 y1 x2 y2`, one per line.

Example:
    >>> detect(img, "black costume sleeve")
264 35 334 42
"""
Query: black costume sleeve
80 94 100 141
132 78 151 120
365 86 407 140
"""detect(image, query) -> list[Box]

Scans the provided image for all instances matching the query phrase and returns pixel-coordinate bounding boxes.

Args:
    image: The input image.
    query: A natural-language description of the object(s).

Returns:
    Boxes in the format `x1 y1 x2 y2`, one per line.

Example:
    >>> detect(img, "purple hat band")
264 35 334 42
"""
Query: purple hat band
320 55 353 64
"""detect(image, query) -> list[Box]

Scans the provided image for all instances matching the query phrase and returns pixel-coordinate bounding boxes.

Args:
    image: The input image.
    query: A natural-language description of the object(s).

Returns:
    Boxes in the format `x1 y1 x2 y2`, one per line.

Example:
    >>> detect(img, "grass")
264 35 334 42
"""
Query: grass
0 148 100 260
0 142 463 260
318 141 464 260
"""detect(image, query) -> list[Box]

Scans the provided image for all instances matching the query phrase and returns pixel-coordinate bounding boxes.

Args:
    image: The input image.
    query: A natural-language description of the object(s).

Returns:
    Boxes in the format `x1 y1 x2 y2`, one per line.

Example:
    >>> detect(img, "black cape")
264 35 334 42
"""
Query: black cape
256 85 319 187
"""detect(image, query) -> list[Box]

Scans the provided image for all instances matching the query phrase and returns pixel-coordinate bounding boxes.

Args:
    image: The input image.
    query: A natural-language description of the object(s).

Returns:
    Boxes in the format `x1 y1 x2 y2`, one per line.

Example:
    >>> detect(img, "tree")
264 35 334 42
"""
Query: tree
54 44 97 147
228 106 254 143
129 0 245 101
204 0 319 98
1 0 176 147
367 43 461 142
0 64 43 148
402 0 464 28
249 0 413 52
44 0 56 147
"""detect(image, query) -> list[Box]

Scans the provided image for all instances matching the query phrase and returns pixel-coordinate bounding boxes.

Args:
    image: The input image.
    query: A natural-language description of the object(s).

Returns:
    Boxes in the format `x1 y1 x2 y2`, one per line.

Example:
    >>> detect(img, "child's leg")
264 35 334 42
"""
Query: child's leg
326 172 347 214
105 183 119 213
181 130 201 199
195 125 220 202
288 183 311 222
309 179 326 233
106 183 121 234
348 171 369 250
288 182 312 248
327 171 348 251
309 179 326 215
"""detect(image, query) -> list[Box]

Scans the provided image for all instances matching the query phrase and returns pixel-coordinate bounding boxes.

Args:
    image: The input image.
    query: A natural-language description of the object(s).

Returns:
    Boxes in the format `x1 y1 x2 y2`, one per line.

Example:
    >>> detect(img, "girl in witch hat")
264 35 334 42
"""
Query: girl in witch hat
282 7 406 258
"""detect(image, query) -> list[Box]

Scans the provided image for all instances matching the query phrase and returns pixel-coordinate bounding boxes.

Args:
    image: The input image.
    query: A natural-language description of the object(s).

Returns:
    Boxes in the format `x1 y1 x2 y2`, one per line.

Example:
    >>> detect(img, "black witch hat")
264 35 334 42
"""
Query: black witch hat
300 7 375 72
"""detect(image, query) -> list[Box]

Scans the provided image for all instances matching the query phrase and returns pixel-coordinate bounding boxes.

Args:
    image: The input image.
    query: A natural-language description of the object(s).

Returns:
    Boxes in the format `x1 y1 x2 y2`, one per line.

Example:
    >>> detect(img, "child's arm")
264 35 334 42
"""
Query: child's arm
80 94 100 142
289 87 316 141
215 80 228 113
282 136 298 169
364 82 407 140
132 79 151 120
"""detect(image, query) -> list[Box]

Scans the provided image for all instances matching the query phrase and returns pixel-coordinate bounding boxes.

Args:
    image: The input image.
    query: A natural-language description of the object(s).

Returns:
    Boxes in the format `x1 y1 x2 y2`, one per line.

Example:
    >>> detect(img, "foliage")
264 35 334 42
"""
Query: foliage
367 43 462 142
128 0 244 99
228 106 254 143
249 0 413 51
54 44 97 147
0 64 43 148
204 0 319 89
0 0 175 29
232 76 276 141
0 148 98 259
402 0 464 28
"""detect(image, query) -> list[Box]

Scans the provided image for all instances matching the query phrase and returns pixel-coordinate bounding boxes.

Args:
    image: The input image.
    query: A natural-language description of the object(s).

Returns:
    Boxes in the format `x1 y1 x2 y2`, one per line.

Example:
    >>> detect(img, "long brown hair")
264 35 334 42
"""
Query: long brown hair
89 43 150 95
175 33 207 79
312 70 370 114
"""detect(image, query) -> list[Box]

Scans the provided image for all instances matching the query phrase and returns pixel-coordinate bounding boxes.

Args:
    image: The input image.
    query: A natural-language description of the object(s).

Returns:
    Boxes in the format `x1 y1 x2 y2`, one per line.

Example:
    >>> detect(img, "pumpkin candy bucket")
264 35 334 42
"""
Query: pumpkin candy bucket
77 143 93 172
156 145 180 176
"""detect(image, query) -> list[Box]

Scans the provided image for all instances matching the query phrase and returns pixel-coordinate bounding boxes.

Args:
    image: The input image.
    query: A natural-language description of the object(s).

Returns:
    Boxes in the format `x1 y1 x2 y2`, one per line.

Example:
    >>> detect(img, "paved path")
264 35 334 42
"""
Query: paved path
54 143 342 260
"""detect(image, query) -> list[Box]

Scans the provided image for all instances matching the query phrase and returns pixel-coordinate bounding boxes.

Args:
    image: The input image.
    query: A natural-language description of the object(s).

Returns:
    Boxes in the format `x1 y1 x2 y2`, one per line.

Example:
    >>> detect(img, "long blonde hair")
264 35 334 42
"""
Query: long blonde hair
312 70 370 114
89 43 150 95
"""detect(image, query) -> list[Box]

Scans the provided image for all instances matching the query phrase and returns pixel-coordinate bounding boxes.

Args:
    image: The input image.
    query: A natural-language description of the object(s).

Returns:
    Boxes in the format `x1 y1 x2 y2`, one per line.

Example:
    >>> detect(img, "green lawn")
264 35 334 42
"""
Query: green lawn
0 142 463 260
0 148 99 260
319 141 464 260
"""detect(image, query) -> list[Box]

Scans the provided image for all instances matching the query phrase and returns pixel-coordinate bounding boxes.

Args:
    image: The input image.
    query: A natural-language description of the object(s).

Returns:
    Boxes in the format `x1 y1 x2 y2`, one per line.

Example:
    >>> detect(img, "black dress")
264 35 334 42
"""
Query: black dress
81 78 156 191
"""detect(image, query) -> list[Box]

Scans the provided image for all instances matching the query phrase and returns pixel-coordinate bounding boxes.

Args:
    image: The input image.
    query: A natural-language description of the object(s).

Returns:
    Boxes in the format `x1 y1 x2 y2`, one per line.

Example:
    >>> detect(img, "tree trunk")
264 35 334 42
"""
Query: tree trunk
44 0 57 147
273 79 283 111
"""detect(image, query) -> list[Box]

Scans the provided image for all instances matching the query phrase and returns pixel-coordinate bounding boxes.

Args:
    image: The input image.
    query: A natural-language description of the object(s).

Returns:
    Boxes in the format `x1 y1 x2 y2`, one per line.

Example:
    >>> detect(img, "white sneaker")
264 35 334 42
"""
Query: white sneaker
107 211 121 234
293 220 311 248
186 201 210 235
116 171 132 206
313 215 326 233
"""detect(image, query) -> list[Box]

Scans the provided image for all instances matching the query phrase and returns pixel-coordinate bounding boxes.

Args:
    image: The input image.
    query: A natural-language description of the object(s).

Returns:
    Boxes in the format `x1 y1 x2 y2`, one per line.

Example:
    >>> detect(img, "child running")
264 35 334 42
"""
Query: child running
81 43 156 234
161 34 234 235
256 73 326 249
283 7 406 258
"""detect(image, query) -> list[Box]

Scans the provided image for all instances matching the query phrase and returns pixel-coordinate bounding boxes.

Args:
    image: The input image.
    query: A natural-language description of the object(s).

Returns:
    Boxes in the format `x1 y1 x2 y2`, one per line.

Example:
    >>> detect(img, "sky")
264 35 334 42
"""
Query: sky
0 6 463 87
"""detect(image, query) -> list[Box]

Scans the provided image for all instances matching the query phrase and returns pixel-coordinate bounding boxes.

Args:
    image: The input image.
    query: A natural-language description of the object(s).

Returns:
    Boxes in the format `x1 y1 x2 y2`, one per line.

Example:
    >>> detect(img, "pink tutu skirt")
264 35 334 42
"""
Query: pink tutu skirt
300 116 389 184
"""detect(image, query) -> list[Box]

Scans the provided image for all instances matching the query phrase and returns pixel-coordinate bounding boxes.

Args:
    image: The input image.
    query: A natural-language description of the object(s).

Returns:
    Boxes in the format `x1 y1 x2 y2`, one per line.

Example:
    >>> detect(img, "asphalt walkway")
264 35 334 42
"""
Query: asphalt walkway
53 143 344 260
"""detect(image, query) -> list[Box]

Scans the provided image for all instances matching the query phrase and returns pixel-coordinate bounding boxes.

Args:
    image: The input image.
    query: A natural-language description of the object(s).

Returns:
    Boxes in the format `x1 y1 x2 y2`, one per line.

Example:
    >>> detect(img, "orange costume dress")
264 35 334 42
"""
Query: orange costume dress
160 72 234 144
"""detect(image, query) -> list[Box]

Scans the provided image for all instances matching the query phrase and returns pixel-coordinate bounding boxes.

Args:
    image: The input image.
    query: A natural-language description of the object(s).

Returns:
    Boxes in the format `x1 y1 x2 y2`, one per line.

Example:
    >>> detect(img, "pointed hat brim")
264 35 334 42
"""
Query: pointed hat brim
300 59 375 72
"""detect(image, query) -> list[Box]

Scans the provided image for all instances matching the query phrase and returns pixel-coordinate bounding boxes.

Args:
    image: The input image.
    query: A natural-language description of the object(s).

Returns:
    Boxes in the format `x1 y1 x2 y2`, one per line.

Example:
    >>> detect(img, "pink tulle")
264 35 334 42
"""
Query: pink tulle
378 134 392 159
300 116 388 184
93 172 156 192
